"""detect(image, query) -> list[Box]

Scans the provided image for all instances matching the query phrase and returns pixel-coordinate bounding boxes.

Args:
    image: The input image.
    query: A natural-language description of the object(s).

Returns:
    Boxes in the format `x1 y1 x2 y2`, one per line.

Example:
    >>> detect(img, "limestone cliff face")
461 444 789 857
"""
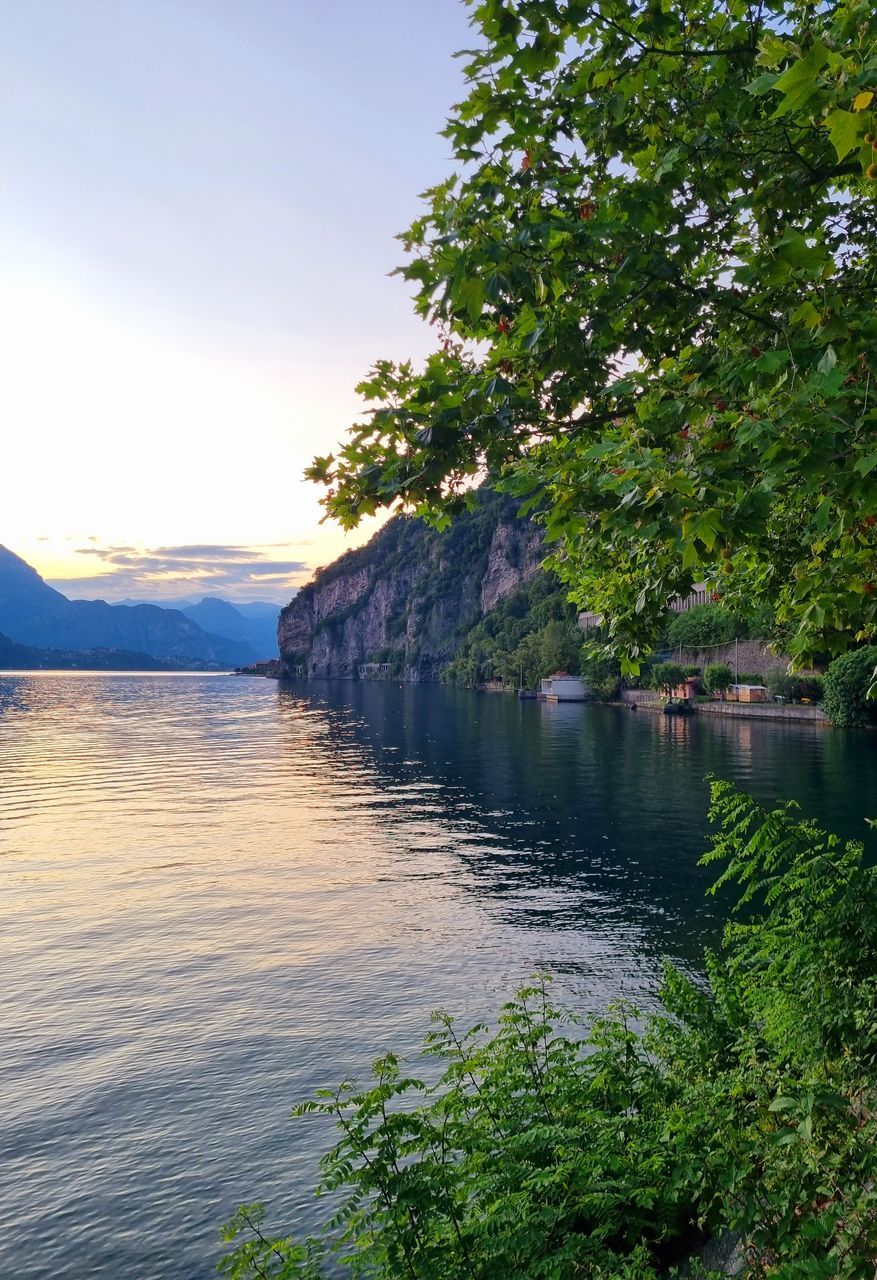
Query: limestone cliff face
278 492 543 681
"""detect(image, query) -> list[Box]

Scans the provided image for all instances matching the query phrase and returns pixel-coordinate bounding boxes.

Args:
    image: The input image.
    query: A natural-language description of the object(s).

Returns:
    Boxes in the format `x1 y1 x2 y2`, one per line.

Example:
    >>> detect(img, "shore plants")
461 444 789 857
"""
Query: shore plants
220 784 877 1279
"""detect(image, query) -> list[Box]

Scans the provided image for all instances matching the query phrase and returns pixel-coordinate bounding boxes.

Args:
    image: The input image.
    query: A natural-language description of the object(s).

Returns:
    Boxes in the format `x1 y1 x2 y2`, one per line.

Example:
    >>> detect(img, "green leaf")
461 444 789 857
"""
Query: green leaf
823 109 867 161
747 72 781 97
771 42 829 117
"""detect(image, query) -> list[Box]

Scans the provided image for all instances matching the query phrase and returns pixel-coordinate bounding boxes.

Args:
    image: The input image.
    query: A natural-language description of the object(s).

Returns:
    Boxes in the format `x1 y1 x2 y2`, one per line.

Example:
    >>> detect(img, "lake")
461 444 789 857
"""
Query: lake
1 673 875 1278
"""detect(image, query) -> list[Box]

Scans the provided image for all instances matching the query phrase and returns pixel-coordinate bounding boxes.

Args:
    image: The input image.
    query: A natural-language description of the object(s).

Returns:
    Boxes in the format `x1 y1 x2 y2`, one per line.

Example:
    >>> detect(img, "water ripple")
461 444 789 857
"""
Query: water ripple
1 673 875 1278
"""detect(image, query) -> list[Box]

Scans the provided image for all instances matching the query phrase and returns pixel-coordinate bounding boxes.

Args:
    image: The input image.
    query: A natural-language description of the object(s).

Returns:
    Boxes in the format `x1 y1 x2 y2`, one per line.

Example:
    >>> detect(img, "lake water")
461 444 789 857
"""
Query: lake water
2 673 875 1278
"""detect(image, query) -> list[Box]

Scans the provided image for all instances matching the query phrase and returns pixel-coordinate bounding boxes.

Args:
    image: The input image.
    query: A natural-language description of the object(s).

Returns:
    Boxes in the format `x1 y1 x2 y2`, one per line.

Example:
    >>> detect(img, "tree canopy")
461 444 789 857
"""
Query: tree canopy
309 0 877 670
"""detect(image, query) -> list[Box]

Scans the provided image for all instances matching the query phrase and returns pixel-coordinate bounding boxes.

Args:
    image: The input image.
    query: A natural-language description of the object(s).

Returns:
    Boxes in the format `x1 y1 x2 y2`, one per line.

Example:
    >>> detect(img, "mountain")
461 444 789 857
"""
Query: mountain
234 602 284 620
278 489 544 681
175 598 278 660
0 547 254 667
119 595 280 659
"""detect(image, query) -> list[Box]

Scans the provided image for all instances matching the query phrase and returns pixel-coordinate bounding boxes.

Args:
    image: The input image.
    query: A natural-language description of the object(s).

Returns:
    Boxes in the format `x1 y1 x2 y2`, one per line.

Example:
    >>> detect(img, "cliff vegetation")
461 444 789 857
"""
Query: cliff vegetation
278 489 544 681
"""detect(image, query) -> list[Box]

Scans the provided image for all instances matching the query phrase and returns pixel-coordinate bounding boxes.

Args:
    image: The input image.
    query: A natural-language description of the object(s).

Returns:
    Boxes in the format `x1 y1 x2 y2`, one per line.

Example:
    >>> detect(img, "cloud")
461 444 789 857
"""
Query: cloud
48 542 310 604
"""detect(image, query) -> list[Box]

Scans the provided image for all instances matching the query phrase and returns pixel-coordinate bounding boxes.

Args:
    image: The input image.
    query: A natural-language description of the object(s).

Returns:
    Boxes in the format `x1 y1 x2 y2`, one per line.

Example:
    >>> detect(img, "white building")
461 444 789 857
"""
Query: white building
539 672 590 702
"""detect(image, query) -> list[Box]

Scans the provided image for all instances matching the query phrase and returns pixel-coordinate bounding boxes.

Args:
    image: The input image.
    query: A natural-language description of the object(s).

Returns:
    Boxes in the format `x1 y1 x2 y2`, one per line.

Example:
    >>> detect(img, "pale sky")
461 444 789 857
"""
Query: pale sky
0 0 472 603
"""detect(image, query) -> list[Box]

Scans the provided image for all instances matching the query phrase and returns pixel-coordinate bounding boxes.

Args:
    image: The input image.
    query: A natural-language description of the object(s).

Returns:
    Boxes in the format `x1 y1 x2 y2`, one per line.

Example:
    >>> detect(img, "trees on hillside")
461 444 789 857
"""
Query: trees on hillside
309 0 877 671
666 603 743 651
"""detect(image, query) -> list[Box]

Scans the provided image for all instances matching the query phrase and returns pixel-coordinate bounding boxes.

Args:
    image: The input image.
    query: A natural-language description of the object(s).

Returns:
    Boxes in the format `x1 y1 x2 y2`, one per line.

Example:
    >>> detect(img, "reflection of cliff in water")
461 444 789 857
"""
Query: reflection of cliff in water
276 682 876 964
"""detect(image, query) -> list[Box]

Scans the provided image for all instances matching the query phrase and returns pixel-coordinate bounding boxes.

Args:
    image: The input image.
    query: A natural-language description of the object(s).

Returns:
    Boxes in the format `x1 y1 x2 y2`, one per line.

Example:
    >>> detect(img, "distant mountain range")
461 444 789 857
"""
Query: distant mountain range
117 595 280 658
0 546 281 670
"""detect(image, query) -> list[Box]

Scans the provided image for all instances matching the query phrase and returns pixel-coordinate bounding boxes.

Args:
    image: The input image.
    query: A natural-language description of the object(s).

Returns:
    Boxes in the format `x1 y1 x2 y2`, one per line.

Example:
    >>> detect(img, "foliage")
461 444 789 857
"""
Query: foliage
737 670 764 685
221 783 877 1278
579 641 622 700
704 662 735 697
823 645 877 725
666 604 743 652
442 572 580 689
795 674 824 702
308 0 877 672
649 661 687 696
767 671 797 701
765 668 823 702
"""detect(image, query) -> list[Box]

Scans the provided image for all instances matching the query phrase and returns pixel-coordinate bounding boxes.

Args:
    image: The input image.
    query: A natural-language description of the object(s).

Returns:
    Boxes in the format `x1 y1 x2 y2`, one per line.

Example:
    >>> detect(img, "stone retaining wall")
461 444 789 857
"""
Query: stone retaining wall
619 689 830 725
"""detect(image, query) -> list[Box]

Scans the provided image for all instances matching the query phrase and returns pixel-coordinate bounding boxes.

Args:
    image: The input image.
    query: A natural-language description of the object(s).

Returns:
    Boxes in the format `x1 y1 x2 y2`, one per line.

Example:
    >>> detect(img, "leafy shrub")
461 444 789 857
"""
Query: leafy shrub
737 671 764 685
579 643 621 700
703 663 733 698
666 604 742 651
221 784 877 1279
768 672 825 704
823 647 877 727
767 671 796 701
795 675 824 703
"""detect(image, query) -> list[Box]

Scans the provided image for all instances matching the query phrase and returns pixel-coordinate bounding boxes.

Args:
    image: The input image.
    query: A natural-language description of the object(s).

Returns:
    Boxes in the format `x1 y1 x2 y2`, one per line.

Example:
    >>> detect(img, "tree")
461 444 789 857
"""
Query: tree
308 0 877 672
704 661 735 698
650 661 687 697
823 644 877 725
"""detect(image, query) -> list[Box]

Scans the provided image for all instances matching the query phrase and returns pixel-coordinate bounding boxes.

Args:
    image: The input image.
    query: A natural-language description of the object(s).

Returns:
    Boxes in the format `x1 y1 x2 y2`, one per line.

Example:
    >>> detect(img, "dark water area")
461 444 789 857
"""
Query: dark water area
1 674 874 1278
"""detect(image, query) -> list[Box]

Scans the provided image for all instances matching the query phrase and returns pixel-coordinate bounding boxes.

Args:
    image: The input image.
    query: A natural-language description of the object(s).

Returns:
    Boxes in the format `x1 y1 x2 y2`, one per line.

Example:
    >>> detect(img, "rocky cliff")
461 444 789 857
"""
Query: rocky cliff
278 491 544 681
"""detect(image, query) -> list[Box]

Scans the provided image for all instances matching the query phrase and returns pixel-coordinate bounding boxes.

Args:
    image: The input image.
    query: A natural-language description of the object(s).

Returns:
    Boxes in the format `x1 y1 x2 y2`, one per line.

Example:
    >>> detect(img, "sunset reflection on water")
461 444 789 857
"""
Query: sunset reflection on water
2 673 874 1278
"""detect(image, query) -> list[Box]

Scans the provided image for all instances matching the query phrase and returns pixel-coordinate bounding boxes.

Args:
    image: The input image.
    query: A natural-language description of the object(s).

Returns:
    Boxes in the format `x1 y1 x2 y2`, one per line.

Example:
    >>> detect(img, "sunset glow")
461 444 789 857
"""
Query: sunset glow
1 1 470 600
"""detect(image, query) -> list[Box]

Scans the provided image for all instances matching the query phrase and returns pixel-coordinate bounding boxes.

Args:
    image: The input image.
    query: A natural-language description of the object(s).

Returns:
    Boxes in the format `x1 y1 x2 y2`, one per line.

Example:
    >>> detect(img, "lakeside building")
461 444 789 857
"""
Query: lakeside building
725 683 769 703
539 672 590 702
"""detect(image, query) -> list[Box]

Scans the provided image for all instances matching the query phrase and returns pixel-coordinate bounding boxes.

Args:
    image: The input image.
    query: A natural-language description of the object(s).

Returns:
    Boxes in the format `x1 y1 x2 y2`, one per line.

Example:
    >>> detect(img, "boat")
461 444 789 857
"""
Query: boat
663 698 695 716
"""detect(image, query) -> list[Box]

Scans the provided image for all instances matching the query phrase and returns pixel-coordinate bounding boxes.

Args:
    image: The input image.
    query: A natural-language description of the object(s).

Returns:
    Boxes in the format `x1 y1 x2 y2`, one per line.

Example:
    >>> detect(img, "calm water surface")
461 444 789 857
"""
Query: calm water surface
2 674 875 1278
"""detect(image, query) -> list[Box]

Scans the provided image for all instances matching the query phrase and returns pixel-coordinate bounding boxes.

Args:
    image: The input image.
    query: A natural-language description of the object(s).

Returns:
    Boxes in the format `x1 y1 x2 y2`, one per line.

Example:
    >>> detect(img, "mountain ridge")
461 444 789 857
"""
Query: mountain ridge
0 546 256 667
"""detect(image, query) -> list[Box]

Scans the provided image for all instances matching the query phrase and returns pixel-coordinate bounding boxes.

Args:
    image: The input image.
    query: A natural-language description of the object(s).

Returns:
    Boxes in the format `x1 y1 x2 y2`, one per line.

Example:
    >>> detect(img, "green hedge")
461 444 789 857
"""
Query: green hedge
823 647 877 727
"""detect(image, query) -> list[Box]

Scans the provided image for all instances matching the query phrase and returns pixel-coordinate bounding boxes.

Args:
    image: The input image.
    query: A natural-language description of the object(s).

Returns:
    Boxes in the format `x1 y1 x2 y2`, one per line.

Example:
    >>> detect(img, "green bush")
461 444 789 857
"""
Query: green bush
823 647 877 727
221 784 877 1279
767 671 796 700
737 671 764 685
666 604 743 651
579 643 621 700
703 662 734 698
795 675 824 704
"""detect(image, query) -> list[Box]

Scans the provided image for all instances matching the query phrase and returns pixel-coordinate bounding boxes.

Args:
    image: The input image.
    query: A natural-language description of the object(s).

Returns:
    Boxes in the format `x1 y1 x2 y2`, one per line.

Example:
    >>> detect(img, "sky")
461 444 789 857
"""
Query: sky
0 0 473 603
